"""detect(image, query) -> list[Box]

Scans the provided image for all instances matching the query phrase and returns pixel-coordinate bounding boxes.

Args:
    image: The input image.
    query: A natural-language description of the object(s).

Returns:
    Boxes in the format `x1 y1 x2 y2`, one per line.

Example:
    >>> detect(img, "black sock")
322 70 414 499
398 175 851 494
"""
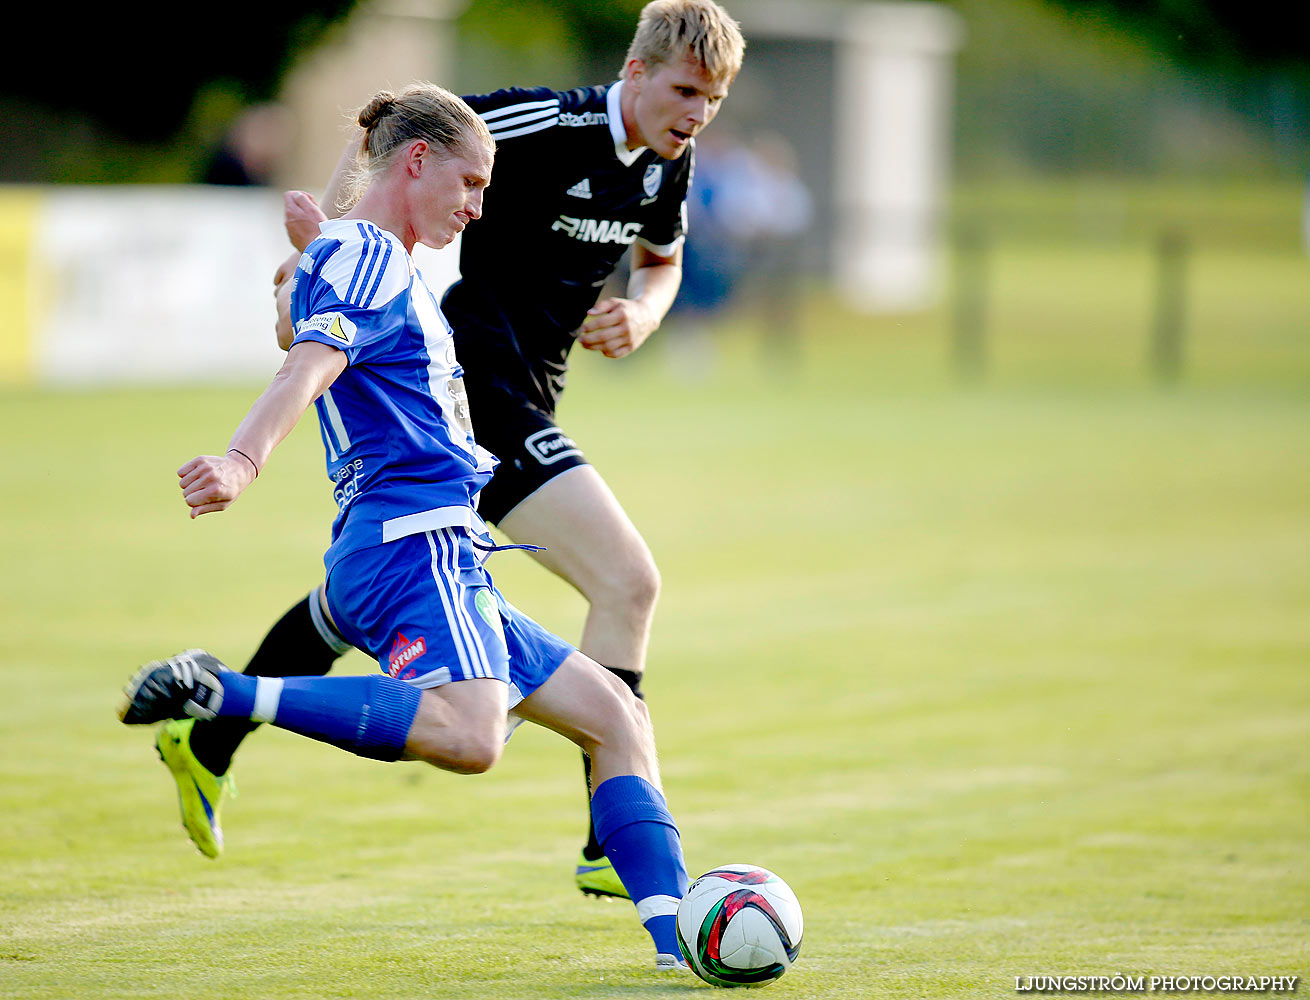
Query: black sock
581 665 644 861
187 591 350 776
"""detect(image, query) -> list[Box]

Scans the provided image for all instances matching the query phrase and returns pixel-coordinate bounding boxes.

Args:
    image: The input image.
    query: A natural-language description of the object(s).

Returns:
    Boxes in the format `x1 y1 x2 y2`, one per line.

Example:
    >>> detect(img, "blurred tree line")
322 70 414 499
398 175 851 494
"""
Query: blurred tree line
0 0 1304 183
1045 0 1308 71
0 2 356 183
953 0 1309 179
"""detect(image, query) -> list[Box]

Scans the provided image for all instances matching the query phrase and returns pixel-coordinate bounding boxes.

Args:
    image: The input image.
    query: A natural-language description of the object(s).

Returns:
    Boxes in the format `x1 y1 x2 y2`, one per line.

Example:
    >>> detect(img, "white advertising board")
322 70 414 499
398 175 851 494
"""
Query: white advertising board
24 186 461 385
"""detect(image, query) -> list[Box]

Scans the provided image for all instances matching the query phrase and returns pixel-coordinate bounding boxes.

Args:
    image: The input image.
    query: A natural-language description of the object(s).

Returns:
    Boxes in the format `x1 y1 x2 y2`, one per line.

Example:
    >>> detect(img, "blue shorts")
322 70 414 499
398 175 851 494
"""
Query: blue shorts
323 527 574 709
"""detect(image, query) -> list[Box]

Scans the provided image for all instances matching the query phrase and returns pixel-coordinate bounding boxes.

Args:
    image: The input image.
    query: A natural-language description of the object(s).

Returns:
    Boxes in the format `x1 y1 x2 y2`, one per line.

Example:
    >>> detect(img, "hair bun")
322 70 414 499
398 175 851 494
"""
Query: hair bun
358 92 398 129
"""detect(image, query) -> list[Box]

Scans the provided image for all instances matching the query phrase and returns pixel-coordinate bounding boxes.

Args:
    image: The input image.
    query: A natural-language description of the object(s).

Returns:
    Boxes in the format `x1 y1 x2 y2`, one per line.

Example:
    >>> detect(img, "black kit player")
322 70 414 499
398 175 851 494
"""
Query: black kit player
151 0 746 899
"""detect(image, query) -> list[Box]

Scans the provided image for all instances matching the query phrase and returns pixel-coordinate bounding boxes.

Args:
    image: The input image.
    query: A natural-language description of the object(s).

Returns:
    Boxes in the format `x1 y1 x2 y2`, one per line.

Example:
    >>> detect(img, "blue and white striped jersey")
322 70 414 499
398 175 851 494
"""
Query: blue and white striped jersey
289 219 497 571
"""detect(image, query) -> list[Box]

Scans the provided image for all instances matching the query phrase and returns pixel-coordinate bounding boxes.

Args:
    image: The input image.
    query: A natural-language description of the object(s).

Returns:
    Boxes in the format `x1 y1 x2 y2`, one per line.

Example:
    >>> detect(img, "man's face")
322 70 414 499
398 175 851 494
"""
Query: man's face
413 140 493 249
626 52 731 159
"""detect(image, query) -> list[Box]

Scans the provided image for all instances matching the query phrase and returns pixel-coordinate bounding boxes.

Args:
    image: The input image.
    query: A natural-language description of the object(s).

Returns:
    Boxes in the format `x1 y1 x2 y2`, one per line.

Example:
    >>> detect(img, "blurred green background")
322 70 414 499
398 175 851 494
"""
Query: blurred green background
2 0 1306 185
3 0 1305 383
0 2 1307 997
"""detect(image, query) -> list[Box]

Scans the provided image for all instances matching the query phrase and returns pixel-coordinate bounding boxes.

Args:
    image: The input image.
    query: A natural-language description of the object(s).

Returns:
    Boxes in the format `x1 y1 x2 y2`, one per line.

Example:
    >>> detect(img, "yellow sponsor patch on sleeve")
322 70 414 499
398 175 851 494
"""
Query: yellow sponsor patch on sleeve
296 311 357 345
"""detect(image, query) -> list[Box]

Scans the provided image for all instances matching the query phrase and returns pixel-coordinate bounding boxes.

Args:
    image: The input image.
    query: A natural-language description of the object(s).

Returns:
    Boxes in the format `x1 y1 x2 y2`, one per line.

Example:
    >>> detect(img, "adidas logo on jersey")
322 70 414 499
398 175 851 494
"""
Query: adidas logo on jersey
551 215 643 245
566 178 592 199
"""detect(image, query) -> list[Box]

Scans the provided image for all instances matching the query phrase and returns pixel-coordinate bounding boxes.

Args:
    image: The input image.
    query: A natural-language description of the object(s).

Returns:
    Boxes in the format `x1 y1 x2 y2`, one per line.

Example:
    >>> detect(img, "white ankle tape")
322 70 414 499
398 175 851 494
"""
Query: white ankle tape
636 894 680 922
252 677 284 724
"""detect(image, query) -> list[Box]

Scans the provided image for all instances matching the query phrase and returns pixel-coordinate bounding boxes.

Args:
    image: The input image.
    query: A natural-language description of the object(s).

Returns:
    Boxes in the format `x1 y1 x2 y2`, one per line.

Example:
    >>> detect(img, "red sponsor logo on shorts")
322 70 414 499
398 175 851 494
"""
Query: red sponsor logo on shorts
388 633 427 679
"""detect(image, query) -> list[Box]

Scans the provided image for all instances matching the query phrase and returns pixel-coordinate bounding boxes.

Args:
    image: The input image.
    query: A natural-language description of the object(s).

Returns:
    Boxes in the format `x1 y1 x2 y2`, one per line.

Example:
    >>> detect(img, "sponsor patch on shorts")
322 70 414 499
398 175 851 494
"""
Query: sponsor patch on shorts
474 589 505 639
388 632 427 679
524 427 582 465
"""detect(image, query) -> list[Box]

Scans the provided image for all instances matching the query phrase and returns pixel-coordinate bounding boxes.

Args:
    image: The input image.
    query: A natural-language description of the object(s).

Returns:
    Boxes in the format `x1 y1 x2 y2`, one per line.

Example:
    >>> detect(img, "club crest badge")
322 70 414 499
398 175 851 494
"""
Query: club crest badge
643 163 662 198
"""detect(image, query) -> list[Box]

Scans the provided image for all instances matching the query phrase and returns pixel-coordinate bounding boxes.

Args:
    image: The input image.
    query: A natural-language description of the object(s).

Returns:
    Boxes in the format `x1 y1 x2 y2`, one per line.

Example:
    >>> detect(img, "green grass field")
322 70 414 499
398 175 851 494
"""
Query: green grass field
2 185 1308 998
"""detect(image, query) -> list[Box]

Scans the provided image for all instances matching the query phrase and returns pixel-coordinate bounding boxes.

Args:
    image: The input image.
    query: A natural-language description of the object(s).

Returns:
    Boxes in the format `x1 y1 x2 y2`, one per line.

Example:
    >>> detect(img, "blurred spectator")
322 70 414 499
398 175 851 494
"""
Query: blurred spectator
726 131 813 364
1304 170 1310 255
665 128 813 374
202 103 293 187
664 128 751 376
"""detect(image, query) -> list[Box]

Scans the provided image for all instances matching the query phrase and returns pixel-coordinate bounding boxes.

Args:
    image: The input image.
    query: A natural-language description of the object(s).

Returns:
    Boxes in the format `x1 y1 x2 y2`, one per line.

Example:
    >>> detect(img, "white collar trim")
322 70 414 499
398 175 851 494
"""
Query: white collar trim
607 80 646 167
319 217 401 245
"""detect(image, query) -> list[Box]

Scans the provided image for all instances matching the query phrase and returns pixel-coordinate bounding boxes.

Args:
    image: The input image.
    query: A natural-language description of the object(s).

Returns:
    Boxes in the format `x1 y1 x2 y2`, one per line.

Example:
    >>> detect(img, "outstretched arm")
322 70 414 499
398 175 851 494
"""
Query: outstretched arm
578 243 683 359
178 341 347 518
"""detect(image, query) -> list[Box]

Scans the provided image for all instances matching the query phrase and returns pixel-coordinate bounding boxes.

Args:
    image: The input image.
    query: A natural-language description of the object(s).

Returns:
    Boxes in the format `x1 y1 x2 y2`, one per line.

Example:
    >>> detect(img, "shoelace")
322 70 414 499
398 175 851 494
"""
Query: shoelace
469 534 545 555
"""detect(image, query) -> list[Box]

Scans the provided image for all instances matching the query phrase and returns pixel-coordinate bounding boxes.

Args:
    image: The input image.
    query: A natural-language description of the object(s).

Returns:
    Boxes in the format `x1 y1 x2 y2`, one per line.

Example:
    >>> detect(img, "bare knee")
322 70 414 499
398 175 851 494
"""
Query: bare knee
420 734 502 774
589 684 655 760
629 557 661 614
593 551 661 622
402 680 508 774
449 734 504 774
628 692 653 738
407 722 504 774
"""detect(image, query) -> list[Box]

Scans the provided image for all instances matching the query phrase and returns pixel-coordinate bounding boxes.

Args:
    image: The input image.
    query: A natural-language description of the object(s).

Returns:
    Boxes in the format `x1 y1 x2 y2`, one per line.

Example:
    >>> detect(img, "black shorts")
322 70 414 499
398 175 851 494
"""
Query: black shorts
443 280 590 524
471 389 589 525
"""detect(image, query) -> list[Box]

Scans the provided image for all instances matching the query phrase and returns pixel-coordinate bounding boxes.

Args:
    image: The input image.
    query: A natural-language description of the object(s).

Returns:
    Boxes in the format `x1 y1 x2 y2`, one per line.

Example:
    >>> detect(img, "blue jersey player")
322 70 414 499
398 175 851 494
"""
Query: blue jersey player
163 0 745 900
118 83 692 972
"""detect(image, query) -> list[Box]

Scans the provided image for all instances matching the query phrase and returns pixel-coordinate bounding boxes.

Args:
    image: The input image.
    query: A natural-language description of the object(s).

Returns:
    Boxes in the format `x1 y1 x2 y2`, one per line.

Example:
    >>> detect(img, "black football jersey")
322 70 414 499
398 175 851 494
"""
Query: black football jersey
444 81 693 413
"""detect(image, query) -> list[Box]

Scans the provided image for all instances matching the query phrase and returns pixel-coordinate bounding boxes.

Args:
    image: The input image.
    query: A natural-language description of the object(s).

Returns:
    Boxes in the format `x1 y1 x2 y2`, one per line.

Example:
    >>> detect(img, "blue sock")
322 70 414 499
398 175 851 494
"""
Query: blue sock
591 775 689 957
210 671 256 717
215 671 420 762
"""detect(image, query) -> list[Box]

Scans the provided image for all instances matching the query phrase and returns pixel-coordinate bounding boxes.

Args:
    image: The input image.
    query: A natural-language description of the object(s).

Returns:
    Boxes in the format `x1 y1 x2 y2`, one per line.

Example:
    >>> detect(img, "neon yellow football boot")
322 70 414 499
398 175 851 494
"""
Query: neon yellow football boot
575 851 630 900
154 718 235 859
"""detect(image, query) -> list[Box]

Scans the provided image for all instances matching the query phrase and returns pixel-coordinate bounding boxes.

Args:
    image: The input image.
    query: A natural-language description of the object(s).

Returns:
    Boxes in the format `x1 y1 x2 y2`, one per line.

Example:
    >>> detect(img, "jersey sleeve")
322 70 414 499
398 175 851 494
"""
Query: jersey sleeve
290 232 410 366
637 144 694 256
462 86 562 143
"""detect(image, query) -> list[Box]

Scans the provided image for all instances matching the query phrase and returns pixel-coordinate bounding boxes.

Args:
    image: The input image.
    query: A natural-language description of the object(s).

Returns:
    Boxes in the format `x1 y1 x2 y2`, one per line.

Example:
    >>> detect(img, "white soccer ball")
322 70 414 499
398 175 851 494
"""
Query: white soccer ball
676 864 803 988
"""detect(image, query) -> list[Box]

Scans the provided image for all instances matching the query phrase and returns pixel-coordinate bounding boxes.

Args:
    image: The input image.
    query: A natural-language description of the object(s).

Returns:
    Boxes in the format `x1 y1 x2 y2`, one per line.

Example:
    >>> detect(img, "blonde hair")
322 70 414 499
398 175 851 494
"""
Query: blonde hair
345 83 493 203
625 0 745 83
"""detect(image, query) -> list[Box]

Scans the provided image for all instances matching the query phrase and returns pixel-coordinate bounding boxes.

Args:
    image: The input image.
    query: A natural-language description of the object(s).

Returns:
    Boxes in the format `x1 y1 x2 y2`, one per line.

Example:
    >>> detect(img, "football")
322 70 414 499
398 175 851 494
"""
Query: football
676 864 803 988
